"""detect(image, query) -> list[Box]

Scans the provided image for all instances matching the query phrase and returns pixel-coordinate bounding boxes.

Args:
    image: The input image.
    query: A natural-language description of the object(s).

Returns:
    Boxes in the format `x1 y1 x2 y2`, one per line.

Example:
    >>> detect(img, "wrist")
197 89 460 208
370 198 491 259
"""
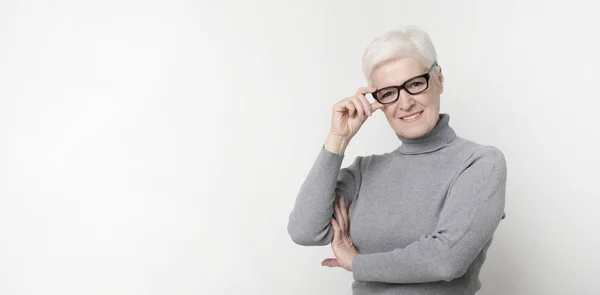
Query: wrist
346 252 358 271
348 252 358 271
324 134 351 155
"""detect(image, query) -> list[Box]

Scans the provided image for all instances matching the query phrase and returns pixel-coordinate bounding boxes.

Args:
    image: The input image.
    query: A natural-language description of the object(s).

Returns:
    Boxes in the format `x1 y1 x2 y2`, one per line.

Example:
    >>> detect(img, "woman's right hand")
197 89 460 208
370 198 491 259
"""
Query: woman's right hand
324 87 384 154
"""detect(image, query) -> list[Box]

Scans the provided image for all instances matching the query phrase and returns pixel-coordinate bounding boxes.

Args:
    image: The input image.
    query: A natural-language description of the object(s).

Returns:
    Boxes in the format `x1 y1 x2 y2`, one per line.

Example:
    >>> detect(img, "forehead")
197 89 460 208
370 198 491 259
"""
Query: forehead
371 57 427 88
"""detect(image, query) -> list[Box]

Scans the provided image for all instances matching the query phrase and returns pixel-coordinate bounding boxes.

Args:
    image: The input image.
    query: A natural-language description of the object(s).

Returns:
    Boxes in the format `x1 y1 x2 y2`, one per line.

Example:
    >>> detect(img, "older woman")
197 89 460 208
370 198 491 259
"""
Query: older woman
287 26 507 294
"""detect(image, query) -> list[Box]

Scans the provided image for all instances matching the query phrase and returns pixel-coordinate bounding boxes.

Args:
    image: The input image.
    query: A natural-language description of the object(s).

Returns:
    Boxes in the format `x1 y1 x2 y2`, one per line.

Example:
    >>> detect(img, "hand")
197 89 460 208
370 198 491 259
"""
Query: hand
321 196 358 271
329 87 384 140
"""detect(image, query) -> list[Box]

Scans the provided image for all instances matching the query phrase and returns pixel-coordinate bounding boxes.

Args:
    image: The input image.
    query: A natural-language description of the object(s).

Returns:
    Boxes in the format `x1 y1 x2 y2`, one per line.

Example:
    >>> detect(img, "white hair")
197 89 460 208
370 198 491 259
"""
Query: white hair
362 26 440 85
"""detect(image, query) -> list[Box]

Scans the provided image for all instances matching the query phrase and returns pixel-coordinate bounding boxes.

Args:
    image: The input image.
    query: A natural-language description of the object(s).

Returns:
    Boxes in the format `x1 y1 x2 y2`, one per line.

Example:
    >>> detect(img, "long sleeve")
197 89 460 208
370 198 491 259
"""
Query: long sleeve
287 147 363 246
352 147 507 283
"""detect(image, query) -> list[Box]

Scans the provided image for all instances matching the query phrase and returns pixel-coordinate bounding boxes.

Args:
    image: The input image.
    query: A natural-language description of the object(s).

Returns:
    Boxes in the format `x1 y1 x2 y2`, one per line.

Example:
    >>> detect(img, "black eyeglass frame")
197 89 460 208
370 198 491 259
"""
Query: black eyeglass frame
371 62 439 105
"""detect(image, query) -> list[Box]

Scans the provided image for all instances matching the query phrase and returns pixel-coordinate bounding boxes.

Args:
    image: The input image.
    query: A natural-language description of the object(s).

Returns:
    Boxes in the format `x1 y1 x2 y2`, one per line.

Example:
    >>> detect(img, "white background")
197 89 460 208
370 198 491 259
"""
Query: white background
1 0 599 294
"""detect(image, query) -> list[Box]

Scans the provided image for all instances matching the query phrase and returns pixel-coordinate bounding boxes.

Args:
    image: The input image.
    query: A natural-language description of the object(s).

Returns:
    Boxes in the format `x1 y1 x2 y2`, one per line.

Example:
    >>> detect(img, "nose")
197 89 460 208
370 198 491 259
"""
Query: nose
396 89 415 111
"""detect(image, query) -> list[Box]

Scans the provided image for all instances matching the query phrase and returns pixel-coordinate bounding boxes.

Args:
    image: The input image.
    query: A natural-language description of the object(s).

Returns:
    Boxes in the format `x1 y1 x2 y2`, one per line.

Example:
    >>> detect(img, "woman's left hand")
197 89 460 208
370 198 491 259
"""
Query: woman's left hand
321 196 358 271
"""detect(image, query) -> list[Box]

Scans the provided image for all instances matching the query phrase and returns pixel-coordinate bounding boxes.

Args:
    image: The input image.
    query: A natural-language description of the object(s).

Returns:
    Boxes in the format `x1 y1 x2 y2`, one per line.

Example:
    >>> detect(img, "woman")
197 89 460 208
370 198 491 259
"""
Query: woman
288 26 507 294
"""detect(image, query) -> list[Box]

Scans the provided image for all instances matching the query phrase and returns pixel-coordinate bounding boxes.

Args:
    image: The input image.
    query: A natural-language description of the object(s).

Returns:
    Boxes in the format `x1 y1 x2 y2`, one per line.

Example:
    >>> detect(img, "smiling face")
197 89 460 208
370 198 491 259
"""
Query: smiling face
371 57 444 139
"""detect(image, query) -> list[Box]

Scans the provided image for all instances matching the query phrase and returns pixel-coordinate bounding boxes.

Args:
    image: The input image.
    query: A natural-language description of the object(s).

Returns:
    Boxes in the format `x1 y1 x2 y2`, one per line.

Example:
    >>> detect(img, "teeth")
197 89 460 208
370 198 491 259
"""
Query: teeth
402 112 421 120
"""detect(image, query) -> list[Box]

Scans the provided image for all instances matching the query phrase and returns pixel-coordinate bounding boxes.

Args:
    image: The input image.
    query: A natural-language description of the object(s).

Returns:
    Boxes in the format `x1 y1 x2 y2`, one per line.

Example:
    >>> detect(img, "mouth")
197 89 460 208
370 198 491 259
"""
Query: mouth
399 111 423 122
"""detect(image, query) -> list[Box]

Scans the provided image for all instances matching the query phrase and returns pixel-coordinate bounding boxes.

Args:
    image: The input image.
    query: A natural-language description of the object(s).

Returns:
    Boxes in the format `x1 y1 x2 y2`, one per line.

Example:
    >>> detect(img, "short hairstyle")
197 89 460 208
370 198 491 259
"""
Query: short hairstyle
362 26 439 85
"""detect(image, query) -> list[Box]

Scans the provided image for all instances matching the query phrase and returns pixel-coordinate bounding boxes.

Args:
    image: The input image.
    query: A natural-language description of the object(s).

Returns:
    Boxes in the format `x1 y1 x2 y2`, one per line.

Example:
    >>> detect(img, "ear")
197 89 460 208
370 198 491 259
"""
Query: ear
437 66 444 94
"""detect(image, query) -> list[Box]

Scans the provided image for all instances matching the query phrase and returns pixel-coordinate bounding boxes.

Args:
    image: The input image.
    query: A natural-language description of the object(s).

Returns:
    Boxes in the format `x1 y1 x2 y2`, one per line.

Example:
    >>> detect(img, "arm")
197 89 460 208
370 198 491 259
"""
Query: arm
352 147 507 283
289 86 383 246
287 147 363 246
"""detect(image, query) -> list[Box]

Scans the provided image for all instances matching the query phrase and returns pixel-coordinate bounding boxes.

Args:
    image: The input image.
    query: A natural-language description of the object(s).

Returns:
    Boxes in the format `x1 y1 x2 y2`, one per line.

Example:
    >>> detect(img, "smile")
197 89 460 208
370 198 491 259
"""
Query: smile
400 111 423 122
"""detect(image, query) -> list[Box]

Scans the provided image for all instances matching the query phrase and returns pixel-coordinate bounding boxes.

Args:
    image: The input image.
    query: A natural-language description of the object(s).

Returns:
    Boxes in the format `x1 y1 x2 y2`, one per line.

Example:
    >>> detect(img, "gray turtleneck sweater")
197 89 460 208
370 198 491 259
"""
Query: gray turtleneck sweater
288 114 507 295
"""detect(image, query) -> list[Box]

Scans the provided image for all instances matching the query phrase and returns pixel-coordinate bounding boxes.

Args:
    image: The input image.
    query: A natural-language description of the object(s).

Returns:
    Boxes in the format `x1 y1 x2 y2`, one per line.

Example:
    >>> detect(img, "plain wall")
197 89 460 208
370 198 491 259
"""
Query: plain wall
1 0 599 294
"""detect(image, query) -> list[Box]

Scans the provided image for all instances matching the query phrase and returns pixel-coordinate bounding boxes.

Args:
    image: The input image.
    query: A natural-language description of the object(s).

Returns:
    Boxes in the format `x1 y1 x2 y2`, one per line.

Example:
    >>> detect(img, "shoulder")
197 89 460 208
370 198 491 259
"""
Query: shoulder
451 140 507 184
452 137 506 165
467 142 505 167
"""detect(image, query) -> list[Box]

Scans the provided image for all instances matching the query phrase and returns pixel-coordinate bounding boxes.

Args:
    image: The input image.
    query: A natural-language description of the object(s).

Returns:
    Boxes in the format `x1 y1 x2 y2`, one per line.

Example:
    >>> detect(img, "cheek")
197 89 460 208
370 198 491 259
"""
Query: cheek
419 93 439 108
382 104 396 117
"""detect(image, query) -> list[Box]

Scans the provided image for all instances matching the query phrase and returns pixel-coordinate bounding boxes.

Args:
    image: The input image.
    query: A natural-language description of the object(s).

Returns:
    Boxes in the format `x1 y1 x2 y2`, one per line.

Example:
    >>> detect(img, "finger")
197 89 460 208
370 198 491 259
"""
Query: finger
352 95 369 119
334 200 345 233
370 100 385 112
347 203 354 234
356 93 373 116
321 258 341 268
344 100 356 118
346 202 352 231
339 196 348 232
333 98 350 112
355 86 378 96
331 219 341 244
337 197 348 233
349 97 366 121
339 197 348 233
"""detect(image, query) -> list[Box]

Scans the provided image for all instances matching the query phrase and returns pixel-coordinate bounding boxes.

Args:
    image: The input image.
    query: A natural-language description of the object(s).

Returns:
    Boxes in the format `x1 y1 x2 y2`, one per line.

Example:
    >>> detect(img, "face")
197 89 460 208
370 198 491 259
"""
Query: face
371 57 444 139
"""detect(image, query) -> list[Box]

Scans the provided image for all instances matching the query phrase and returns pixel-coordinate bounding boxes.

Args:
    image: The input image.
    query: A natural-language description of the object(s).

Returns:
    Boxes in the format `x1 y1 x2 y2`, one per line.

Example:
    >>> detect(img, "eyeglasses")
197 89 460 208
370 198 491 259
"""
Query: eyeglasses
371 62 438 105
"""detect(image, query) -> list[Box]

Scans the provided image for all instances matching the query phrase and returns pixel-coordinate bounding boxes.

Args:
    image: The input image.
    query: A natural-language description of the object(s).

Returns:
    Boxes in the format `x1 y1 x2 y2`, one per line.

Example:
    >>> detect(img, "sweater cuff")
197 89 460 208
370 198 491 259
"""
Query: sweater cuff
352 253 373 282
353 253 392 282
320 145 345 159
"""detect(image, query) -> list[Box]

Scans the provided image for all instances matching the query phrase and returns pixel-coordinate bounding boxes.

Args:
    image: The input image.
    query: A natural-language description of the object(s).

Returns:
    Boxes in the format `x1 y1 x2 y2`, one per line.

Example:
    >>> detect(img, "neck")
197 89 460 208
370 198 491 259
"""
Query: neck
395 113 456 155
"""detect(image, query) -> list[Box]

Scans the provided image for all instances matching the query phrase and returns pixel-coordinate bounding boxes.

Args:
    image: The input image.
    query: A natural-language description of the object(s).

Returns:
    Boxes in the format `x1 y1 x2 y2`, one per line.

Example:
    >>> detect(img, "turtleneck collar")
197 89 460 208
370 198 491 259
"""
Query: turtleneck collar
394 113 457 155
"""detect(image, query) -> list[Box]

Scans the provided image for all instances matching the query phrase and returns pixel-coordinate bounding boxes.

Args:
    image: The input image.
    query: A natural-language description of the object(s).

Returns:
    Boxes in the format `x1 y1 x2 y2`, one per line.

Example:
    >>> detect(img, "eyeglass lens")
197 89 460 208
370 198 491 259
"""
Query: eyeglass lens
374 76 429 104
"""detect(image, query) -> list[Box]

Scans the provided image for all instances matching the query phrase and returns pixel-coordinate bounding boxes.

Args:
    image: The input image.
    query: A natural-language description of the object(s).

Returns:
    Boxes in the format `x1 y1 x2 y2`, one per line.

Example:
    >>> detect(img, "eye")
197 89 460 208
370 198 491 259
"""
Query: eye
382 91 393 98
410 81 424 88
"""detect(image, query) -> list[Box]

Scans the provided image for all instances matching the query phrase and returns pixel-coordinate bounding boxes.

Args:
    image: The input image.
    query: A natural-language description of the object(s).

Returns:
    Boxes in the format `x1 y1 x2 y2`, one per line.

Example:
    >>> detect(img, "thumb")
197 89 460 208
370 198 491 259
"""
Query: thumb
370 100 385 112
321 258 341 268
